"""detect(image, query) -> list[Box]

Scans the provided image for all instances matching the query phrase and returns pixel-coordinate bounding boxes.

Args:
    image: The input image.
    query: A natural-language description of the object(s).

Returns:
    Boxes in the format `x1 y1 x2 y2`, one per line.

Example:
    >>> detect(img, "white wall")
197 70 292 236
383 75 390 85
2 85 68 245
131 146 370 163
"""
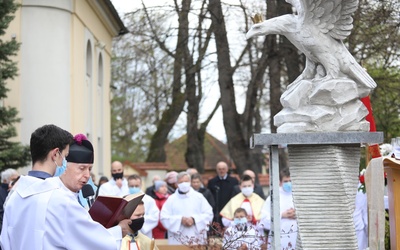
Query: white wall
19 1 73 144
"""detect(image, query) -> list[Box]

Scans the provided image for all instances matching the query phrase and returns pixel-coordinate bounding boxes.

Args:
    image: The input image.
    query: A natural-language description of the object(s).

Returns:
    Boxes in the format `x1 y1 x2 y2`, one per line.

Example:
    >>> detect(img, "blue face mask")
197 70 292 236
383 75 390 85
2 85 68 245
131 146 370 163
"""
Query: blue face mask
129 187 141 194
54 156 67 177
233 217 247 226
282 182 292 193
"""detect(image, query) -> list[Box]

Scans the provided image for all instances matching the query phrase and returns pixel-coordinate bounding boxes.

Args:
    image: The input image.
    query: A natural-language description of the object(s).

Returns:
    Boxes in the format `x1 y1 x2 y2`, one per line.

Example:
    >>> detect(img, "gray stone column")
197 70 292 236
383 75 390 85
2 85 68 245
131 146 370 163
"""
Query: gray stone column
289 145 359 249
250 132 383 250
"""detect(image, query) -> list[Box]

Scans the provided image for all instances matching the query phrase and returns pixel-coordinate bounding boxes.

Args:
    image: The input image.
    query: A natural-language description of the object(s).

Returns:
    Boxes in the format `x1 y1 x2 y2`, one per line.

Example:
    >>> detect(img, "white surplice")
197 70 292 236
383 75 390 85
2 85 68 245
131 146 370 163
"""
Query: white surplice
141 194 160 238
223 223 264 250
98 178 130 197
160 187 213 245
353 189 368 250
1 176 121 250
261 187 298 249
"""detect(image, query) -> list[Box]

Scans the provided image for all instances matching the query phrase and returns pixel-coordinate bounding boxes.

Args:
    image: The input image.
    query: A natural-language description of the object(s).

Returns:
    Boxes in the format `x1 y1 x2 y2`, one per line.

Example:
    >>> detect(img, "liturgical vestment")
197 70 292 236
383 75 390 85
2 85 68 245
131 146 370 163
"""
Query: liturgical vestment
261 187 298 249
220 192 265 226
160 187 213 245
1 176 121 250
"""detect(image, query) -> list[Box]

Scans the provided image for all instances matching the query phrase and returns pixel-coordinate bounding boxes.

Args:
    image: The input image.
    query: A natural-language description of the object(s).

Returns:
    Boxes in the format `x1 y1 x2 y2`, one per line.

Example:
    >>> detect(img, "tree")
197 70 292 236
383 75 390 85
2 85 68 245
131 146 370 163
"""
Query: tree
112 0 296 174
349 0 400 142
208 0 301 173
349 0 400 69
112 1 220 170
111 8 175 162
112 0 400 175
369 67 400 142
0 0 30 170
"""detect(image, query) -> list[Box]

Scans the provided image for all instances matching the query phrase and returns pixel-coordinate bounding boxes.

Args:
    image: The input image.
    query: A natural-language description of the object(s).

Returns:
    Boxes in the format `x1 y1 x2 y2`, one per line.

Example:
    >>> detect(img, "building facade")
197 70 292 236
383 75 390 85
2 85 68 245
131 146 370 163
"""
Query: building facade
3 0 126 177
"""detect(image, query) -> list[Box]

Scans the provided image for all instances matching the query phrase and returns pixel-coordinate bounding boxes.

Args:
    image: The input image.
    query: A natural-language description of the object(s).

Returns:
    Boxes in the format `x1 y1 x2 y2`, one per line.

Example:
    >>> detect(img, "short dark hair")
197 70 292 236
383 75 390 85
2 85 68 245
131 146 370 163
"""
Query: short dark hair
99 176 108 184
279 168 290 182
191 173 202 181
128 174 141 182
30 124 73 165
240 174 253 184
234 207 248 216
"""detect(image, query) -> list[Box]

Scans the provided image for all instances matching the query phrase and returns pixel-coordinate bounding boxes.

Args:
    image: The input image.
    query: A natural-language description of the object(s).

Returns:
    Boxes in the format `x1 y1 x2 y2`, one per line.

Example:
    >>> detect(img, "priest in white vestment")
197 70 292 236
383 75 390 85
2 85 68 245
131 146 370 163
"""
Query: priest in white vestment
1 134 133 250
160 172 213 245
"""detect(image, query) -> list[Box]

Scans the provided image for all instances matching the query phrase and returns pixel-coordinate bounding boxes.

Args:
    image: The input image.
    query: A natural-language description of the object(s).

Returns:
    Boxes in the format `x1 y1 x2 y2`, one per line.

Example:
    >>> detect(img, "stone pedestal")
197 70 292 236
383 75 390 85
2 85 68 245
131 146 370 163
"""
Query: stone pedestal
289 145 359 249
250 132 383 250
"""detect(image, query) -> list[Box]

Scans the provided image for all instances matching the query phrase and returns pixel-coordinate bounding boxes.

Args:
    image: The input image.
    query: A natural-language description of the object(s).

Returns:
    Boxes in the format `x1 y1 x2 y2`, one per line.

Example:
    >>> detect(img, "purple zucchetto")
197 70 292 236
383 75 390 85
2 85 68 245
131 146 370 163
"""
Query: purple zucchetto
66 134 94 164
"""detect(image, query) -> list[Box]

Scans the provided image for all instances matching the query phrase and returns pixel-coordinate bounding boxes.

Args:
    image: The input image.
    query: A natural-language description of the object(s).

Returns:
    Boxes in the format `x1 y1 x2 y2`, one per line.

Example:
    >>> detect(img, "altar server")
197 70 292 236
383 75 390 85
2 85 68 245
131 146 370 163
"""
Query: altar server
220 175 265 227
1 133 133 250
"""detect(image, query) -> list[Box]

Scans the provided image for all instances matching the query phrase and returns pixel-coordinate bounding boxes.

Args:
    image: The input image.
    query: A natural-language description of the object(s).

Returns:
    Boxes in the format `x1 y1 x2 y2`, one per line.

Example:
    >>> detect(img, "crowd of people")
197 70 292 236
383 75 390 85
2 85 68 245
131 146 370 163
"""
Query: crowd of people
0 124 373 250
80 157 299 249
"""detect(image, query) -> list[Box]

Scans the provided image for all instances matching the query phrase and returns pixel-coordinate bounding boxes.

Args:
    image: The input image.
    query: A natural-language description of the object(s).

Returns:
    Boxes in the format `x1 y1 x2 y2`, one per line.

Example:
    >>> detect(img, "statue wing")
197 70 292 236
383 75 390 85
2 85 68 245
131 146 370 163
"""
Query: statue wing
298 0 359 40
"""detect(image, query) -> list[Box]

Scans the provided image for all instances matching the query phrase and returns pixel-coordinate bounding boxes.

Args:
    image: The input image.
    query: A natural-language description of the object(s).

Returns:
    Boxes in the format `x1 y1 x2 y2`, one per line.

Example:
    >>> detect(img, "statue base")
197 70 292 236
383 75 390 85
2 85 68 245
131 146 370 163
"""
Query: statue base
250 132 384 250
289 144 359 249
275 78 371 133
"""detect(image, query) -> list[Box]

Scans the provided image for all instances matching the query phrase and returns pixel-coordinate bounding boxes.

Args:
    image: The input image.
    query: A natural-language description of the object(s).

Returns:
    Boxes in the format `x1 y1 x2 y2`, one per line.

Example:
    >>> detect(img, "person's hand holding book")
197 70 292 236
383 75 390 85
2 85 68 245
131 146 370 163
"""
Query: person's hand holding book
118 219 134 237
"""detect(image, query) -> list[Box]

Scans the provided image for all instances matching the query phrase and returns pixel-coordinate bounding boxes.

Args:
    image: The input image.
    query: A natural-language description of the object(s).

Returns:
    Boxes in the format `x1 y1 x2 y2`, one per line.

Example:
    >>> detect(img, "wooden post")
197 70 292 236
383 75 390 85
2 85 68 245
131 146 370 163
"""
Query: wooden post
365 157 385 249
383 157 400 250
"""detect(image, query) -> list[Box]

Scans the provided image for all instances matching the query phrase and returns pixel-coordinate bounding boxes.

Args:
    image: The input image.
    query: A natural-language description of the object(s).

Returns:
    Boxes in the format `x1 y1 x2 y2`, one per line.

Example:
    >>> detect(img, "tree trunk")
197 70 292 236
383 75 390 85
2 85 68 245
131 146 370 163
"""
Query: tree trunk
242 37 271 177
265 0 283 134
185 0 215 173
185 59 205 172
279 1 302 84
146 0 189 162
209 0 256 175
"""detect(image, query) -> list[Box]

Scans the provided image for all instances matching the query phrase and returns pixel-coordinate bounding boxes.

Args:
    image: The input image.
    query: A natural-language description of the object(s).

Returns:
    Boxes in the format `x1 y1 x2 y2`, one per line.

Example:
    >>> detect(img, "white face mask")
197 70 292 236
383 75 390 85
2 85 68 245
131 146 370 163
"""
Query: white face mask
178 182 191 193
241 186 254 197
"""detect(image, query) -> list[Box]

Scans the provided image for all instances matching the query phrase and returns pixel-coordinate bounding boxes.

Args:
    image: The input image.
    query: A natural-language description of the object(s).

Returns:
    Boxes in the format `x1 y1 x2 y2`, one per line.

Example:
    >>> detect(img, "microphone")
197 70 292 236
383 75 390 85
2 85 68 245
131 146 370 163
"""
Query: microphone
214 185 220 191
82 184 95 208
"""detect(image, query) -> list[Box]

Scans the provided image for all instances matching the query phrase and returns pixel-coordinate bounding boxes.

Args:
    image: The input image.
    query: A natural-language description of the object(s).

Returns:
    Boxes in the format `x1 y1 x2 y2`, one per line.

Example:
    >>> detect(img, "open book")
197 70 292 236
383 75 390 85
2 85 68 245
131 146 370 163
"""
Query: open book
89 192 145 228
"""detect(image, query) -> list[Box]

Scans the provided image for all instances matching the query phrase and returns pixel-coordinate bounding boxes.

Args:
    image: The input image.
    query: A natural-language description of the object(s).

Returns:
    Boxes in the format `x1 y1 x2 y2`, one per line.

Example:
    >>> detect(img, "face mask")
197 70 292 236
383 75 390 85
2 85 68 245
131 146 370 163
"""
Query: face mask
178 182 191 193
241 186 254 197
112 172 124 180
129 217 145 232
54 152 67 177
283 182 292 193
233 217 247 226
129 187 141 194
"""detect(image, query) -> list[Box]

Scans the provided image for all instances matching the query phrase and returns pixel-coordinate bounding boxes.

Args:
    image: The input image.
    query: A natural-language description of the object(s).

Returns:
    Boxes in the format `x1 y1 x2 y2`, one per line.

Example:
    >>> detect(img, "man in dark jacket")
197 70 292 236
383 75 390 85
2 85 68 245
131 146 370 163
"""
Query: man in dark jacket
191 173 215 208
207 161 239 226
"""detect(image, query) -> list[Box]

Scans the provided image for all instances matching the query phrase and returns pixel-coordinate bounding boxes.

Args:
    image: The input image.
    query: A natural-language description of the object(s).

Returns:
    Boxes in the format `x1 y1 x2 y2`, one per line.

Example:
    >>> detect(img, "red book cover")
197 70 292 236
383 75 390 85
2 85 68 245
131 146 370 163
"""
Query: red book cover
89 193 144 228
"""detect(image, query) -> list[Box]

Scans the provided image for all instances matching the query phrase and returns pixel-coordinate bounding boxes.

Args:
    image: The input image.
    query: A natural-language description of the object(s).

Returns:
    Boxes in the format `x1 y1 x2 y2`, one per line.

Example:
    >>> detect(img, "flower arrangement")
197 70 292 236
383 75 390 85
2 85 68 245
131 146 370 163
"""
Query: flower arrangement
380 143 393 157
358 169 366 193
